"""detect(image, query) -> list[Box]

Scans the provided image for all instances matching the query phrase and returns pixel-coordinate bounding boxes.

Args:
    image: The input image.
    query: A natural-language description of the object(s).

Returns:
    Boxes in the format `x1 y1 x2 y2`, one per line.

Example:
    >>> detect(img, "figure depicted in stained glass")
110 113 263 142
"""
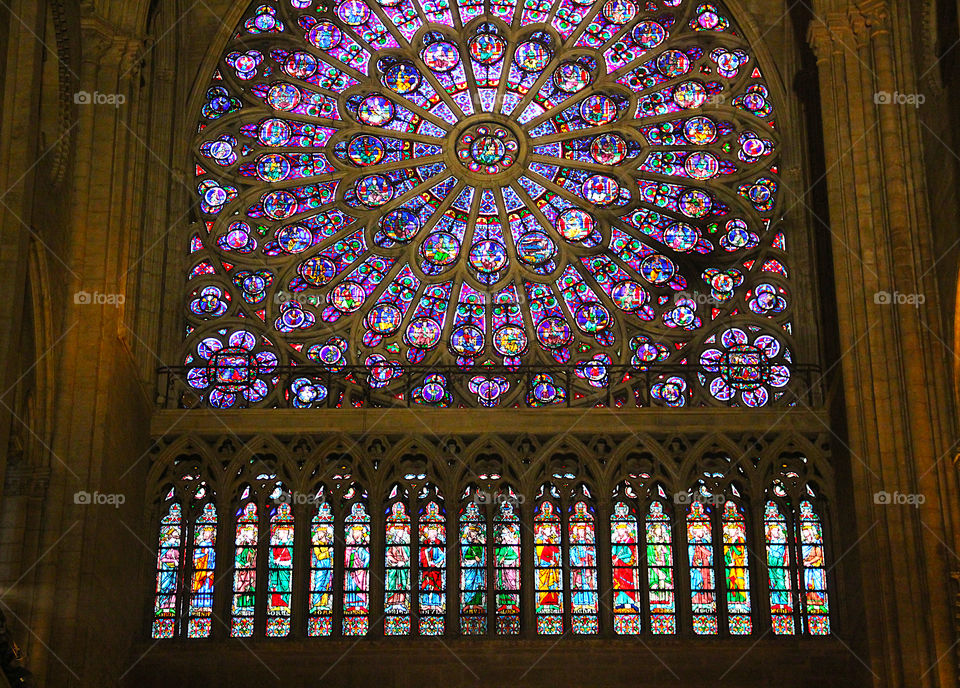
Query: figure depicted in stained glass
385 500 411 634
187 501 217 638
267 503 295 636
460 500 486 633
687 500 716 634
309 501 335 636
343 501 371 635
764 500 794 634
494 500 521 634
152 502 182 638
646 500 676 634
568 501 598 634
418 500 446 634
610 501 641 634
535 501 563 634
798 501 830 634
721 501 751 634
231 501 258 637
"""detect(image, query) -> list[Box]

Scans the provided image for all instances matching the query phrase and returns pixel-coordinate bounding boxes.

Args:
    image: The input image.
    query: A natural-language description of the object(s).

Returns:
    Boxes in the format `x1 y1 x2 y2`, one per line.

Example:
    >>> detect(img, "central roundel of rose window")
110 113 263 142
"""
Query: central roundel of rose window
186 0 794 408
457 123 519 175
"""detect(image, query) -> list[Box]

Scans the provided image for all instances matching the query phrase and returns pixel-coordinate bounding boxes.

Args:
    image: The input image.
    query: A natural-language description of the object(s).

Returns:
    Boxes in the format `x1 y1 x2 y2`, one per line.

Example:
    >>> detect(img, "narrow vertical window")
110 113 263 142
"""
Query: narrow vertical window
722 501 752 634
646 501 676 634
687 501 717 635
186 501 217 638
384 500 412 635
611 501 641 634
343 501 370 636
459 500 486 634
309 500 335 637
418 501 446 635
568 501 598 634
534 501 563 634
231 501 258 637
266 502 294 637
798 501 830 634
764 501 795 635
152 501 182 638
494 498 521 635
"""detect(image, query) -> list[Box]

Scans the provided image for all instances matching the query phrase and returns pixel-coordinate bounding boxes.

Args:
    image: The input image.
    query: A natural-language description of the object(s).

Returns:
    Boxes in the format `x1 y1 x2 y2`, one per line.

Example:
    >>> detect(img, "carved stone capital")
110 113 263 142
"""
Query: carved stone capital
79 11 144 75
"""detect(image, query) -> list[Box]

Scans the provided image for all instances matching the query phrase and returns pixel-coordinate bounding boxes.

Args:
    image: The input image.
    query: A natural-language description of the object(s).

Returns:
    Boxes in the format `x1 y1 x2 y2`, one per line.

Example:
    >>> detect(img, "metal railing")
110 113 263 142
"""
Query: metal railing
157 363 825 409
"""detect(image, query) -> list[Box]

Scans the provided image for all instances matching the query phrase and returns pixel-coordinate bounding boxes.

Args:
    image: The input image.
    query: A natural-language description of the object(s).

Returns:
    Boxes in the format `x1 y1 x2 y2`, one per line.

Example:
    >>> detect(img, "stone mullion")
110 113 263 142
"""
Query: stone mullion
810 3 959 686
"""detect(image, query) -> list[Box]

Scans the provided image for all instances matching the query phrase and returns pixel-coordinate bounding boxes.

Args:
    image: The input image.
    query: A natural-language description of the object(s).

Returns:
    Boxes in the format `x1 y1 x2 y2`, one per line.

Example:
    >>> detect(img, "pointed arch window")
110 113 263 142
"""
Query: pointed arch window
610 500 642 635
151 499 182 639
686 501 717 635
721 500 752 634
266 501 295 637
384 489 412 635
308 491 335 637
646 500 677 634
230 498 258 637
763 500 795 634
459 498 486 634
493 494 521 635
342 491 371 636
798 501 830 635
186 500 218 638
568 501 598 634
418 499 447 635
534 498 564 635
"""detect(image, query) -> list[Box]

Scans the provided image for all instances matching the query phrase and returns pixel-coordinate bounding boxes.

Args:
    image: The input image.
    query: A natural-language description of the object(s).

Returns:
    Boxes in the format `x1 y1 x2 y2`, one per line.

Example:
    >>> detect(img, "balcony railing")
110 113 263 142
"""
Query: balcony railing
157 363 825 409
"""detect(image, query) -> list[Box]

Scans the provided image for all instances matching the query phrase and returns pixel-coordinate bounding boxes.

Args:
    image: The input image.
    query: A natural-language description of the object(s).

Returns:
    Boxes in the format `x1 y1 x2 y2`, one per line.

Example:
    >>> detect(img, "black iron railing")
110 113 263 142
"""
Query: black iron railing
157 363 825 409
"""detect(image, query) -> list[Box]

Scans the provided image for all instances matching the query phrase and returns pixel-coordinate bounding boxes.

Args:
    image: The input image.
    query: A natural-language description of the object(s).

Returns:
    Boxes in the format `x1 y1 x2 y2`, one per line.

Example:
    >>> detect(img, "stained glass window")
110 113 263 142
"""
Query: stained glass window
186 499 217 638
418 500 447 635
686 501 716 635
610 501 641 635
343 494 371 636
231 499 259 637
494 495 521 635
151 500 182 639
459 498 487 634
721 500 751 634
646 500 676 634
798 500 830 634
266 502 295 636
384 491 412 635
568 501 598 634
309 494 335 636
764 500 794 635
182 0 792 410
534 499 563 634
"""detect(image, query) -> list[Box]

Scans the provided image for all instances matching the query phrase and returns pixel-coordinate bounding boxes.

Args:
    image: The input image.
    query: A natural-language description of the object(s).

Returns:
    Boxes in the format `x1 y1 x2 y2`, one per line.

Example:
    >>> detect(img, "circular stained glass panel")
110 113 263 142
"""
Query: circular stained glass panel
186 0 788 408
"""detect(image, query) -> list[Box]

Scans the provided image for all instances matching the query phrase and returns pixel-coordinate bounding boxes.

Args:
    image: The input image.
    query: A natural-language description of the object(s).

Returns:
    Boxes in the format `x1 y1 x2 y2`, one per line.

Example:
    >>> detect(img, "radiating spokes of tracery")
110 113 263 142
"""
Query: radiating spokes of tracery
186 0 793 408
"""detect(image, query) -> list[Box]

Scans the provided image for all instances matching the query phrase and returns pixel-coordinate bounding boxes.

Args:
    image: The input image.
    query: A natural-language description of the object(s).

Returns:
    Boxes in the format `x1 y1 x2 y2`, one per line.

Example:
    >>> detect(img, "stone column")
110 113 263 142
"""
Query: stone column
808 1 960 686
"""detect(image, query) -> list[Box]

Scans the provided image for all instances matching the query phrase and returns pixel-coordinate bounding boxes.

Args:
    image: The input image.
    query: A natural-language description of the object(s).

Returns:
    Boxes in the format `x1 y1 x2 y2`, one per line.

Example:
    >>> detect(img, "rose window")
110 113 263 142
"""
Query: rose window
182 0 795 408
